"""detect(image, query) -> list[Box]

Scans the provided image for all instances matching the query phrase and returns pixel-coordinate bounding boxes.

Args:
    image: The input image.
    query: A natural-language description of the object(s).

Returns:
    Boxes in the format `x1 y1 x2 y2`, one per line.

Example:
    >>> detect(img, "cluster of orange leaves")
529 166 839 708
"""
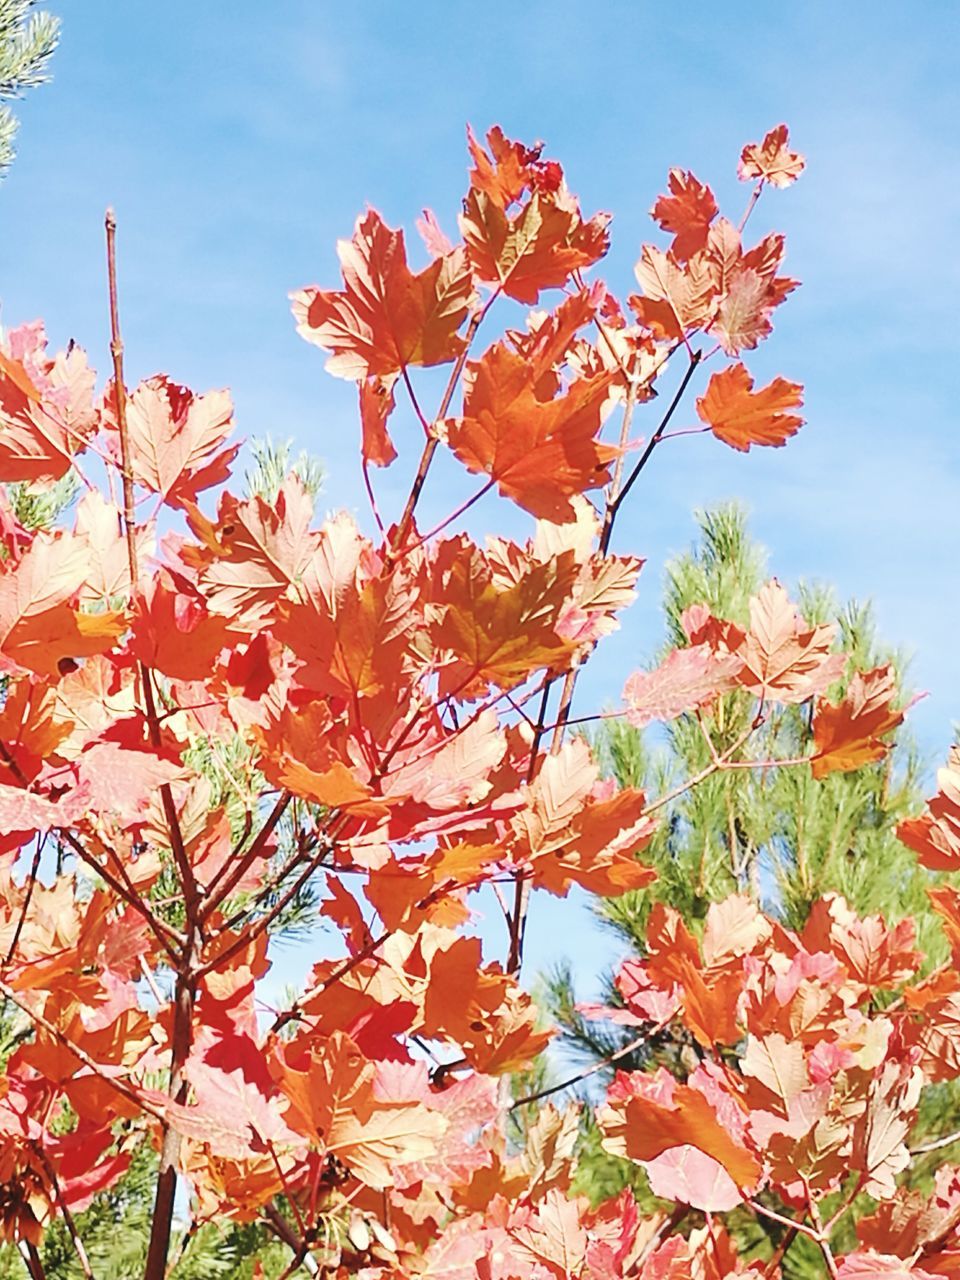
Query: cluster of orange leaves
0 122 948 1280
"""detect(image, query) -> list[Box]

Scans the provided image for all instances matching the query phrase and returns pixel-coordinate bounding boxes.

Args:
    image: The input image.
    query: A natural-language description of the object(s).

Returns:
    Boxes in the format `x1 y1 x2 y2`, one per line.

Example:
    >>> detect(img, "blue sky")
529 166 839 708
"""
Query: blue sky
2 2 959 995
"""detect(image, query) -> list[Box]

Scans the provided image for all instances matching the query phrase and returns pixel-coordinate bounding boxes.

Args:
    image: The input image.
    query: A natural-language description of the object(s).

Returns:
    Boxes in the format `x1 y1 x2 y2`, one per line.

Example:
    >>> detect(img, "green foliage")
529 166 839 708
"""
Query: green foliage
6 472 80 530
596 504 934 952
244 436 325 505
0 0 59 175
550 503 942 1199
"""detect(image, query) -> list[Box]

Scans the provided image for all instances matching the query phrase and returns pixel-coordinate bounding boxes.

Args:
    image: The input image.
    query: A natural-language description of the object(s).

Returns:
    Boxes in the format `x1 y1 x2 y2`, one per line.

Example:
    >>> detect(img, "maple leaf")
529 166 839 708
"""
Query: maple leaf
165 1029 304 1160
129 567 239 680
291 209 475 380
445 341 617 521
736 579 845 703
640 904 745 1048
505 739 655 898
837 1255 941 1280
272 1031 446 1187
252 700 386 817
359 374 398 467
651 169 718 260
623 644 743 727
739 125 806 188
852 1061 924 1200
742 1033 809 1104
811 665 905 778
103 376 239 509
460 187 610 304
508 1189 589 1278
630 245 715 339
857 1166 960 1258
0 531 126 678
0 783 85 836
0 321 98 482
897 747 960 870
466 124 562 209
696 362 804 452
598 1069 761 1191
72 738 186 827
644 1146 743 1213
429 535 579 698
186 475 319 627
700 220 798 355
74 491 153 605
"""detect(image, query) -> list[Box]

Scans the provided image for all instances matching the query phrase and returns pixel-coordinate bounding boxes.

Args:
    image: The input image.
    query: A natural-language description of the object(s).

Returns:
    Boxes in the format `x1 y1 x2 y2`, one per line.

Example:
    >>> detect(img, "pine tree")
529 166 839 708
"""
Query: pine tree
0 0 58 175
543 504 950 1229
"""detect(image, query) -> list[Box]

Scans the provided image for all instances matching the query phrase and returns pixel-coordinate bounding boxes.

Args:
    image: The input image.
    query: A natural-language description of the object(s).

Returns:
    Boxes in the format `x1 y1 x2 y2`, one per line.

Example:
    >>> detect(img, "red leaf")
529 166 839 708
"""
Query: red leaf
697 363 803 452
811 665 905 778
291 209 475 380
651 169 718 260
446 343 617 521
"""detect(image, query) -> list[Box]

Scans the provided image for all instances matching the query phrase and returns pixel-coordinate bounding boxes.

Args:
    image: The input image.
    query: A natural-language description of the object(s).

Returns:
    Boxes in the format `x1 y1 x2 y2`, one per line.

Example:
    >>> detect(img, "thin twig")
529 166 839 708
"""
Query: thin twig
510 1029 652 1108
32 1144 95 1280
0 978 164 1122
910 1127 960 1156
4 833 46 967
599 351 702 555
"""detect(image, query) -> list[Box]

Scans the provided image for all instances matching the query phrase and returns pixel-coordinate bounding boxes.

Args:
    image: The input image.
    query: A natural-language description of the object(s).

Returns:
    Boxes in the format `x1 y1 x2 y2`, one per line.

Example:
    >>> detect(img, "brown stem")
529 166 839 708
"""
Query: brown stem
910 1127 960 1156
107 212 200 1280
201 790 292 913
738 179 766 234
32 1145 94 1280
599 350 701 556
105 209 138 590
21 1242 47 1280
271 927 392 1034
511 1028 652 1109
4 834 45 966
639 726 753 818
746 1200 823 1245
804 1178 839 1280
763 1226 798 1280
505 677 555 976
143 932 199 1280
389 302 490 554
200 829 336 974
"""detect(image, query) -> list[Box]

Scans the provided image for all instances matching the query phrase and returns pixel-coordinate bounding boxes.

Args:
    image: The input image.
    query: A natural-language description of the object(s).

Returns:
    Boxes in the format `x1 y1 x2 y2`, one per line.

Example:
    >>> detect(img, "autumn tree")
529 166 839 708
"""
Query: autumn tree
0 0 58 175
0 121 956 1280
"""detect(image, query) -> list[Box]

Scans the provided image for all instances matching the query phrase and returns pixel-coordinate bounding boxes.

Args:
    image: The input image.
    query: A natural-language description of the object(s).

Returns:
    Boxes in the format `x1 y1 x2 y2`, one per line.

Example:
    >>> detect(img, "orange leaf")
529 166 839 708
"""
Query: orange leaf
631 245 715 339
430 535 579 698
272 1032 446 1187
811 665 905 778
0 323 98 483
623 643 743 726
291 209 475 380
898 747 960 870
697 362 803 452
0 533 125 678
446 342 617 521
460 187 610 305
599 1072 760 1191
106 376 238 509
651 169 718 260
359 375 398 468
